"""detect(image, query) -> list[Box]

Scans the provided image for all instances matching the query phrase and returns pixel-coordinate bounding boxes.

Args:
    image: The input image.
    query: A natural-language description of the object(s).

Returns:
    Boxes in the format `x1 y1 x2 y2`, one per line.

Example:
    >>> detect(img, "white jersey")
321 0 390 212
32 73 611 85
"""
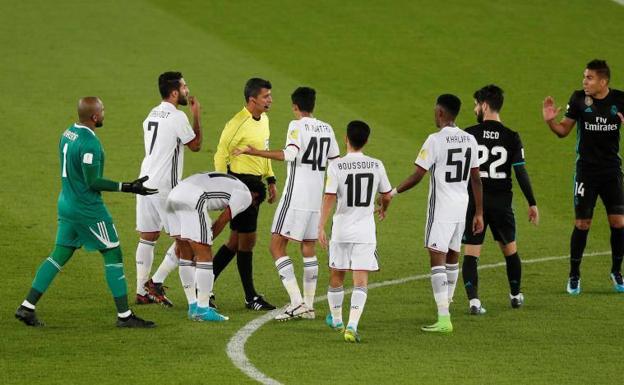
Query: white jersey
415 126 479 223
139 101 196 197
279 117 339 212
325 152 392 243
172 172 252 218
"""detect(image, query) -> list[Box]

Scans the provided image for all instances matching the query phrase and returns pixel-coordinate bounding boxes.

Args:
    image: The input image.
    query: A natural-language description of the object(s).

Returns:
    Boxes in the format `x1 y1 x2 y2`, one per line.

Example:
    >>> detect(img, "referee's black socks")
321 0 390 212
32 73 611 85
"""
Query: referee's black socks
570 227 589 278
462 255 479 299
237 251 258 301
213 245 236 280
610 227 624 274
505 252 522 296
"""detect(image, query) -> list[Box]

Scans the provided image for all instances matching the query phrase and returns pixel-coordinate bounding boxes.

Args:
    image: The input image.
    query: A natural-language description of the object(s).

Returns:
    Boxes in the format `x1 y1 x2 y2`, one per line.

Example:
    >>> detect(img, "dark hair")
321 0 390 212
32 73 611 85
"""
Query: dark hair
586 59 610 81
245 178 267 205
244 78 272 102
158 71 183 99
473 84 504 112
347 120 370 150
291 87 316 113
436 94 461 118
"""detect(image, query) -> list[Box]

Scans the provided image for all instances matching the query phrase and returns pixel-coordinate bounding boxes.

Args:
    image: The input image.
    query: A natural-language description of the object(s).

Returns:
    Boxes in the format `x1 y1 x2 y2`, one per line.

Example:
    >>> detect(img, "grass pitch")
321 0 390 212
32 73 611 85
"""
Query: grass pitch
1 1 624 384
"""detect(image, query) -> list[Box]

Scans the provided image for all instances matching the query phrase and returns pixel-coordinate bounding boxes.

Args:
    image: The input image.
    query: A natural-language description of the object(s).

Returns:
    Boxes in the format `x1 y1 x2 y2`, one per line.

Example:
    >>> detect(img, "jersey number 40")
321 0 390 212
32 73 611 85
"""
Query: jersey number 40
301 137 331 171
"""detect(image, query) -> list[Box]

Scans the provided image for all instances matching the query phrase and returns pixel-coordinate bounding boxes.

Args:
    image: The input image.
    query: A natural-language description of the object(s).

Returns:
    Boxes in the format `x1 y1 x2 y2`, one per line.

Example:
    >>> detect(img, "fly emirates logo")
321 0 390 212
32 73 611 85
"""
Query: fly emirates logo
585 116 619 132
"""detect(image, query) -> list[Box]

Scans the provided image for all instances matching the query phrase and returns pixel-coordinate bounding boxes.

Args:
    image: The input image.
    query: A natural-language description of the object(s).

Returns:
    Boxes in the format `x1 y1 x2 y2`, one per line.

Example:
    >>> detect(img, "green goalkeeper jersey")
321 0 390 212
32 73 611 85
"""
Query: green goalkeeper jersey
57 124 117 222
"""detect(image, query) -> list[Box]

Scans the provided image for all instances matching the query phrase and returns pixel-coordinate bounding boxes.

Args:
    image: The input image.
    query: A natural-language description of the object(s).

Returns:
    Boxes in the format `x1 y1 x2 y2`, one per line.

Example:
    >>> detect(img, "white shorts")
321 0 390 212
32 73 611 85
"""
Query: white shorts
425 221 465 253
136 194 168 232
271 207 319 242
165 186 213 245
329 241 379 271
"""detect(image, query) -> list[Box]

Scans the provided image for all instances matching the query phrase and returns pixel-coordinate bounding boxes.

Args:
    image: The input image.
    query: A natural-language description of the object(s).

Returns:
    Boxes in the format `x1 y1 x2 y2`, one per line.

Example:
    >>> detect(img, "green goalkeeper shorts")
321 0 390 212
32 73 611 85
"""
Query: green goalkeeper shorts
55 218 120 251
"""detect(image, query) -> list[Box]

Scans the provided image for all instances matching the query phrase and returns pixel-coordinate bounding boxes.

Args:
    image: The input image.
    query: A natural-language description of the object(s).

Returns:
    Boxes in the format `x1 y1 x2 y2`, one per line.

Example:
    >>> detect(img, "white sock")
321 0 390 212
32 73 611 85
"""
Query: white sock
327 286 344 325
469 298 482 308
431 266 449 316
275 256 303 306
118 310 132 318
152 243 178 284
195 261 214 308
446 263 459 304
347 287 368 331
21 300 35 310
302 256 318 308
178 259 196 305
135 239 155 295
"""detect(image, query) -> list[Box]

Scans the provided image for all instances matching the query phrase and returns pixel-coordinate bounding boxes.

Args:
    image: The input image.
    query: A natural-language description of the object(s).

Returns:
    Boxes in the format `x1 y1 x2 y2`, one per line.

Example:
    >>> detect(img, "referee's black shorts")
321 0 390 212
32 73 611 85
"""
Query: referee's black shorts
228 171 264 233
463 192 515 246
574 169 624 219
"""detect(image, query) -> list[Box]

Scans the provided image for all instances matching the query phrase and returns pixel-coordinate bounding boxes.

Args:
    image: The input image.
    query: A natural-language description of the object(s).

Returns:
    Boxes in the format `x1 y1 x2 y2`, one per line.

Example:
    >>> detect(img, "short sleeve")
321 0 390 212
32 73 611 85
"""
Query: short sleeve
469 135 480 169
284 121 302 150
564 92 581 121
510 132 526 166
328 130 340 159
377 161 392 194
228 188 253 218
175 112 196 145
325 161 339 194
81 139 103 166
415 135 436 170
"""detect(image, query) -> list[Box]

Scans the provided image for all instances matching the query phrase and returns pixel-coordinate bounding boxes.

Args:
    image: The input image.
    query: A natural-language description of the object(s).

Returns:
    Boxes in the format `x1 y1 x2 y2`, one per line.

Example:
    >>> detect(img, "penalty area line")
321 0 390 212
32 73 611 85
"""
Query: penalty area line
226 250 610 385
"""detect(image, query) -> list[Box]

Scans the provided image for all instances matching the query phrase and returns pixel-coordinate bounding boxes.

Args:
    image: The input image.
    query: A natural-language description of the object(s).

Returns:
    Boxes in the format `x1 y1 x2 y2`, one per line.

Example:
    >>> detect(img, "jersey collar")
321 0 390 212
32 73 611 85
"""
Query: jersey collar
74 123 96 136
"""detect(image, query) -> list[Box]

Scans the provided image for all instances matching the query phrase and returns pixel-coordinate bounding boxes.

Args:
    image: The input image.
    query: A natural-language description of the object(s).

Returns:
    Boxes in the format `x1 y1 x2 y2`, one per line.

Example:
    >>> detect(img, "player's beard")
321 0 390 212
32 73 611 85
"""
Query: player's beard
476 109 484 123
178 93 188 106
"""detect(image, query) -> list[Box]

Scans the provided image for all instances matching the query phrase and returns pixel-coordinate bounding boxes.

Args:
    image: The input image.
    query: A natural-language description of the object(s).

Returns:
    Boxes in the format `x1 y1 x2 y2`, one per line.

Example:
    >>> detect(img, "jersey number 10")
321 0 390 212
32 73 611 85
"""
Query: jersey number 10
301 137 331 171
345 173 374 207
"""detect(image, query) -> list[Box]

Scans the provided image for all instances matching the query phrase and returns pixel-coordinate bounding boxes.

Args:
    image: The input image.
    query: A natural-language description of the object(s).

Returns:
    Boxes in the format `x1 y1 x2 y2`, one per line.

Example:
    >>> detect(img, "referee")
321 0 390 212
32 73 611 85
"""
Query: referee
543 59 624 294
212 78 278 310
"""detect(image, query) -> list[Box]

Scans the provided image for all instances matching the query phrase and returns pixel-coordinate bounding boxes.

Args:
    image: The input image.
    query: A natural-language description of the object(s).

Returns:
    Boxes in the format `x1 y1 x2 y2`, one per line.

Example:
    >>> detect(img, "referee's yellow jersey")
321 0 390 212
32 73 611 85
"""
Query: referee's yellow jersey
214 107 275 179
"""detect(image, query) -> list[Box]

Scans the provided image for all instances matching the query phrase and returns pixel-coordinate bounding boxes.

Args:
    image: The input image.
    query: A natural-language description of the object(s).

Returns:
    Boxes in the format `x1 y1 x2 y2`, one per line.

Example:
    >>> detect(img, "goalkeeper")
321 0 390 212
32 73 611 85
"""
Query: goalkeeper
15 97 157 328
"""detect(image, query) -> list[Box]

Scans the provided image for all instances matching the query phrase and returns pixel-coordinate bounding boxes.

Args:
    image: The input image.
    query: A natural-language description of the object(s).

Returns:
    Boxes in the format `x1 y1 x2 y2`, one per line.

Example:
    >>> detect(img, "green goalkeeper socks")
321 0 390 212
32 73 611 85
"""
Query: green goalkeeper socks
28 245 75 304
102 247 129 314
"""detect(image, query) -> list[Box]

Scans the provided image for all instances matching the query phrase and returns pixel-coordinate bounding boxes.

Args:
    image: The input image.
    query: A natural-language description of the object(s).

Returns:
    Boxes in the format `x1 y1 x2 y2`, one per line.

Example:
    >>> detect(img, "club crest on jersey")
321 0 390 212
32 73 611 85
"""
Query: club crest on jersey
584 96 593 106
611 105 618 116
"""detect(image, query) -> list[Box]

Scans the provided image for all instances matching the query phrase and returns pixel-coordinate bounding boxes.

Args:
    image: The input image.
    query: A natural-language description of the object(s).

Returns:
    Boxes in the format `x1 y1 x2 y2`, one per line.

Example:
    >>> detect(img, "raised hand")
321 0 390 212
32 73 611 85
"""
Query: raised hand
542 96 561 122
189 96 200 116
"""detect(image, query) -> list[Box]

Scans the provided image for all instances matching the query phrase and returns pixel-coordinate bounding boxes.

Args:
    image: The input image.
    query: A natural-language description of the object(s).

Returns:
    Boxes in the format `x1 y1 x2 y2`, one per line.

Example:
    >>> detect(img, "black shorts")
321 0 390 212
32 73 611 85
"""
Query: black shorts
574 170 624 219
463 192 515 246
228 171 263 233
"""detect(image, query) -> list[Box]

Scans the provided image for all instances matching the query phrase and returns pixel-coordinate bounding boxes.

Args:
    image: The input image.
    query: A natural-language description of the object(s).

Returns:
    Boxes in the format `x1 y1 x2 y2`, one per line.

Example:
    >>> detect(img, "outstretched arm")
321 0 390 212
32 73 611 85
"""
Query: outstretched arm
394 165 427 195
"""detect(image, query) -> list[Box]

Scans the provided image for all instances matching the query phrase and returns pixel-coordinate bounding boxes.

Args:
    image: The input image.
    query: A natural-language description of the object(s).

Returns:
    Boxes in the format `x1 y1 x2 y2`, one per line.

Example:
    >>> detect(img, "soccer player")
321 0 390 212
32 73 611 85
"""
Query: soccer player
319 120 392 343
462 85 539 315
543 59 624 294
391 94 483 333
164 172 266 321
15 97 157 328
135 71 202 307
232 87 340 321
212 78 278 311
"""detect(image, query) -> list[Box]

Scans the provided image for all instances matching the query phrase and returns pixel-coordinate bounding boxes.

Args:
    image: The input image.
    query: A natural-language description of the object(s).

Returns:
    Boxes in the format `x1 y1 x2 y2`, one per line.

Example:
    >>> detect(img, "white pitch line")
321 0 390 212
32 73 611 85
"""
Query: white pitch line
226 250 610 385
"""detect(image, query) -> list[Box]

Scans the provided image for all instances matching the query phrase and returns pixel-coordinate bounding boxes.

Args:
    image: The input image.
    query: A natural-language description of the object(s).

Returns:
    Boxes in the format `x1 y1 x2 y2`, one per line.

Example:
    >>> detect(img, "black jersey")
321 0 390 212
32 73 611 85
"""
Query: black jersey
565 89 624 175
465 120 525 193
